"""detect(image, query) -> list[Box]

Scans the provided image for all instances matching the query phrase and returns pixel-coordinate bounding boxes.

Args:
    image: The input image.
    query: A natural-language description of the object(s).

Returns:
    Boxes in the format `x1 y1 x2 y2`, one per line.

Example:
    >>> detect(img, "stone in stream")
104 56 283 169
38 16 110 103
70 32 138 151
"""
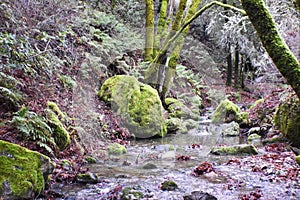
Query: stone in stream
212 99 249 124
98 75 167 138
121 187 144 200
210 144 258 156
184 190 217 200
0 140 55 199
220 121 240 137
107 143 126 155
161 180 178 191
75 172 98 184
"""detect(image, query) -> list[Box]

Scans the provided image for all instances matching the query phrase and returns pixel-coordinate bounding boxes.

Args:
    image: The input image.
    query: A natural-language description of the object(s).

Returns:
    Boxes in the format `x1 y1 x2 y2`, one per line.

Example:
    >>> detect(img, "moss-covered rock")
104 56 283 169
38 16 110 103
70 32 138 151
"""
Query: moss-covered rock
107 143 126 155
295 155 300 166
165 97 199 120
274 97 300 147
98 75 167 138
221 121 240 137
212 99 248 124
121 187 144 200
161 180 178 191
166 117 183 133
210 144 258 156
45 103 71 151
247 133 261 141
0 140 55 199
165 98 184 118
0 86 20 112
75 172 98 184
84 156 97 164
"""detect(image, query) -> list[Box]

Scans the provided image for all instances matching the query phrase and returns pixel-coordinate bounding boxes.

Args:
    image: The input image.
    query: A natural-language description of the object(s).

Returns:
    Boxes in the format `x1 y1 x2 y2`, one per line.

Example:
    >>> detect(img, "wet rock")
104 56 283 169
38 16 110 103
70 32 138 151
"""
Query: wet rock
247 133 261 141
274 96 300 147
165 98 199 120
167 117 183 133
121 187 144 200
107 143 126 155
61 159 72 171
84 156 97 164
75 172 98 184
161 180 178 191
210 144 258 156
184 191 217 200
221 121 240 137
142 163 157 169
98 75 167 138
212 99 249 124
0 140 55 199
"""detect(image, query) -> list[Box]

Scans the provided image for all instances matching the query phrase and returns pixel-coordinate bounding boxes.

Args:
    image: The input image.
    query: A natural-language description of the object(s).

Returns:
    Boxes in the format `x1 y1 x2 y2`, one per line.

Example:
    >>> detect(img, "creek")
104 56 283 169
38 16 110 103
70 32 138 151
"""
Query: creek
57 116 300 200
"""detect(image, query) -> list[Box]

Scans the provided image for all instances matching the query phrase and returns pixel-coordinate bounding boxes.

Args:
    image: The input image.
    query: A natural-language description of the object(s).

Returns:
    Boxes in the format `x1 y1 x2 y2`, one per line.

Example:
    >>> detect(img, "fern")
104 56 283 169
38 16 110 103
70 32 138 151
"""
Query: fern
11 107 58 155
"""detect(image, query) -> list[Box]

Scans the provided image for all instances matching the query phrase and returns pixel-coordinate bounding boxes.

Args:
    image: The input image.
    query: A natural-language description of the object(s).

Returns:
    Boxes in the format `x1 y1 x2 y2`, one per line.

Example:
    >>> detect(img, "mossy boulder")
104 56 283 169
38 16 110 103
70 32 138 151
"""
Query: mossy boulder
161 180 178 191
165 97 199 120
247 133 261 141
210 144 258 156
107 143 126 155
75 172 98 184
121 187 144 200
98 75 167 138
274 97 300 147
221 121 240 137
45 102 71 151
0 140 55 199
212 99 249 124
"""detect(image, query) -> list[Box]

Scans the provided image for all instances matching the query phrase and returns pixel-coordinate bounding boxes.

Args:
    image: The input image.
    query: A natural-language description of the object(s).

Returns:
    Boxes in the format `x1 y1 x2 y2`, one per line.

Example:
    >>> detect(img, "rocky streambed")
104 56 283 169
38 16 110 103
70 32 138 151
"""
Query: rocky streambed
54 119 300 200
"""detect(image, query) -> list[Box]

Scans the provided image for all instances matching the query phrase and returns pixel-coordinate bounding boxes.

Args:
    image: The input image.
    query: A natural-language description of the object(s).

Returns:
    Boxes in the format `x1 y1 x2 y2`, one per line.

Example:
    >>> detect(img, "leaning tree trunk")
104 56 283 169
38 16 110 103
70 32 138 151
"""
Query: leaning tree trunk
241 0 300 99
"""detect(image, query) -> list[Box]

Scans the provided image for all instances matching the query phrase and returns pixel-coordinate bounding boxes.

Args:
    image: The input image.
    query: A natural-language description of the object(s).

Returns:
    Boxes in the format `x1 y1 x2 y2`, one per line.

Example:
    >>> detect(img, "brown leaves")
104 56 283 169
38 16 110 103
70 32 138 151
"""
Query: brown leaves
192 162 214 176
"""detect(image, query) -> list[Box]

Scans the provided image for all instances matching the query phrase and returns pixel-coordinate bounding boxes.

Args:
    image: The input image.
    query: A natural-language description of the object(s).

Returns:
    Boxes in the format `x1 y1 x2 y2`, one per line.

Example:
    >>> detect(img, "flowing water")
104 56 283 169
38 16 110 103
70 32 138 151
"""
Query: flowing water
58 117 300 200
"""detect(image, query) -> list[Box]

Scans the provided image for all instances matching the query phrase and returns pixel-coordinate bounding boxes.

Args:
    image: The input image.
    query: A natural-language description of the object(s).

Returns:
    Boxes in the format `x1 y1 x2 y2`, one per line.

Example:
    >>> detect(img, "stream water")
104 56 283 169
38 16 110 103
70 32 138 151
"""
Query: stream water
58 117 300 200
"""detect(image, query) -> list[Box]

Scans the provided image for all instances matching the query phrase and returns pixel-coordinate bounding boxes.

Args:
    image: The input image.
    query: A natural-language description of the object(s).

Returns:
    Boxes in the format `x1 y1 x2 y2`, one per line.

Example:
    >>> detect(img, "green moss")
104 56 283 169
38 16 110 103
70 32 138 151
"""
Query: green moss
47 101 64 118
58 75 77 89
107 143 126 155
247 133 261 141
210 144 258 156
212 99 241 123
98 75 167 138
274 97 300 147
84 156 97 164
76 172 98 184
250 99 264 109
161 180 178 191
296 155 300 166
121 187 144 200
46 110 70 151
0 140 54 199
165 98 184 118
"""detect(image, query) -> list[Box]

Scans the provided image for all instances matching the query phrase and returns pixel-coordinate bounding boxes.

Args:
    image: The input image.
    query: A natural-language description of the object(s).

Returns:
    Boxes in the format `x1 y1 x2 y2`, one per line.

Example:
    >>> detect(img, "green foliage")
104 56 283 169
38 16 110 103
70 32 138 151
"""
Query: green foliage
11 107 57 155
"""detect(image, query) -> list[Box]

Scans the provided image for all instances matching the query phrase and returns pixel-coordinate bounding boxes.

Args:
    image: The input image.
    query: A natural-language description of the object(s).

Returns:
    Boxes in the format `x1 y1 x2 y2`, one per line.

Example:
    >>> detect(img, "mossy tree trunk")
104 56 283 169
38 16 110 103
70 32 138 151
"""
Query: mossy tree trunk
241 0 300 99
161 0 201 100
145 0 155 61
144 0 246 103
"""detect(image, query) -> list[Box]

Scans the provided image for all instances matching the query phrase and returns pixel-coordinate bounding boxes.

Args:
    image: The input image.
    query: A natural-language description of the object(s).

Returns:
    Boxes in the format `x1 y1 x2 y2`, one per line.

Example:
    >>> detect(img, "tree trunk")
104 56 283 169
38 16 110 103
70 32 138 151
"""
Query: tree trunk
241 0 300 99
145 0 155 61
161 0 201 100
226 49 233 86
234 47 240 87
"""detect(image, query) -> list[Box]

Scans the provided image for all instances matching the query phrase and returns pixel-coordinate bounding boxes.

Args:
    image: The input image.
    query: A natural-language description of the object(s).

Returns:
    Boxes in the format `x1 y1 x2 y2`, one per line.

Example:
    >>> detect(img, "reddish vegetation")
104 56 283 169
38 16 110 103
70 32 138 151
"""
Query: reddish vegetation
193 162 214 176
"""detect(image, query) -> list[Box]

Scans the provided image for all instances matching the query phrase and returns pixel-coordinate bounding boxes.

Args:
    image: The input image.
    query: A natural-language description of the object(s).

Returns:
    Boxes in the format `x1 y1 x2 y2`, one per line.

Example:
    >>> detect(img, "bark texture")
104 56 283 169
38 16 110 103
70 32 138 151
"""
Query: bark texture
241 0 300 98
145 0 155 61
